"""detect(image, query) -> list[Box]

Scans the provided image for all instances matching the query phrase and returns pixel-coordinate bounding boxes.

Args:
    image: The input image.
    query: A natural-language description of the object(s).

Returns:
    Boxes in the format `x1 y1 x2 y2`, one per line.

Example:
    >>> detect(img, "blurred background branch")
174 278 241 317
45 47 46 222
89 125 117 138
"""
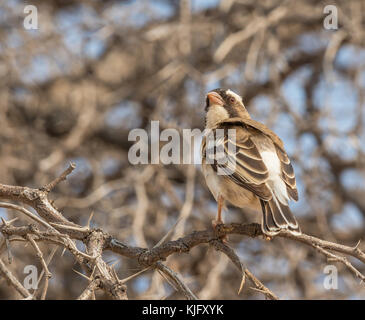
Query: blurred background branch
0 0 364 299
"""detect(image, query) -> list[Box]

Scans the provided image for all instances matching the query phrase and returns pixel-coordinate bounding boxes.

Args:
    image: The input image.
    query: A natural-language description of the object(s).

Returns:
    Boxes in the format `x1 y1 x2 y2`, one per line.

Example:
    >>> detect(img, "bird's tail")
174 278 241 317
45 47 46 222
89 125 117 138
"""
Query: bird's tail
260 197 301 236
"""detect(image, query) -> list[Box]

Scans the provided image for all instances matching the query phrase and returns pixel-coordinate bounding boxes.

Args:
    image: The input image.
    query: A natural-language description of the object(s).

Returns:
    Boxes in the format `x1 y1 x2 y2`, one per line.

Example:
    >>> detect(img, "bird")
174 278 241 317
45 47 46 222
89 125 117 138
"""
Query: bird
201 88 301 237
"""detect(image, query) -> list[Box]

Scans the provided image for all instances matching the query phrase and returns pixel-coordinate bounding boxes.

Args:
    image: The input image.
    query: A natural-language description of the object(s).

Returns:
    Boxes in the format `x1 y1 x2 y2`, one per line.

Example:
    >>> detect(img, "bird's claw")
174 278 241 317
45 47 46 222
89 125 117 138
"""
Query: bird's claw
212 219 229 244
211 219 223 229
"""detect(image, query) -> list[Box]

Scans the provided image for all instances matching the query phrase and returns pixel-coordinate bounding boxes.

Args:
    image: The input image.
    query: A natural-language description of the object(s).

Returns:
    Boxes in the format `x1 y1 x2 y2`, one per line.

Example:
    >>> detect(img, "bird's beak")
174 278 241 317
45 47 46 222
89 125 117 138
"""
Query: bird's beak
206 92 224 106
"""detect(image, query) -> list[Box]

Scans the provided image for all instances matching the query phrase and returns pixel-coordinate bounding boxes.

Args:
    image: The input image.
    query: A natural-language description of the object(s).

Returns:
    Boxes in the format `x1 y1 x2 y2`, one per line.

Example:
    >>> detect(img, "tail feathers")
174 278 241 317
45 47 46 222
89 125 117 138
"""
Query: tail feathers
260 198 301 236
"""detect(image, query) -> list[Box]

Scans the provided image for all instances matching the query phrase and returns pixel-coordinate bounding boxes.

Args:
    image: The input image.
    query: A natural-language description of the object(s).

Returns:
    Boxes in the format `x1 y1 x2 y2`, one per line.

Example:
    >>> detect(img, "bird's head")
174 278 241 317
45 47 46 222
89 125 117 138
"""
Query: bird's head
205 88 250 128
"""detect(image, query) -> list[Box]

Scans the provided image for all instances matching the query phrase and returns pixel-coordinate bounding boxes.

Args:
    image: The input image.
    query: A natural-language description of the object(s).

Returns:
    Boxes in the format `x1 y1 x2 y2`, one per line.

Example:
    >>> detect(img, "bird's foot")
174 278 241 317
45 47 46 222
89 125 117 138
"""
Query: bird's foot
212 219 229 244
211 219 223 229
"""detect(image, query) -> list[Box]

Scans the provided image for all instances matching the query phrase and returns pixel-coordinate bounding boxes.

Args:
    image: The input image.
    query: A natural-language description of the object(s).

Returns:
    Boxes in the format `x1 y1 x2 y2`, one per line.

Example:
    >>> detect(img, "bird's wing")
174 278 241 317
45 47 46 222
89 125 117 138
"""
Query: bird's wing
222 117 284 148
275 144 298 201
242 118 298 201
202 123 272 200
225 118 298 201
202 118 298 202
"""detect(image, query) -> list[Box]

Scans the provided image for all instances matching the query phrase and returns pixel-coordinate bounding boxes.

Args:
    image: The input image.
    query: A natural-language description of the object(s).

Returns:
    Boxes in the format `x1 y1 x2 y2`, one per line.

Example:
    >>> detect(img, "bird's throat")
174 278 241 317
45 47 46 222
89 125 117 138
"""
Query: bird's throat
205 105 230 129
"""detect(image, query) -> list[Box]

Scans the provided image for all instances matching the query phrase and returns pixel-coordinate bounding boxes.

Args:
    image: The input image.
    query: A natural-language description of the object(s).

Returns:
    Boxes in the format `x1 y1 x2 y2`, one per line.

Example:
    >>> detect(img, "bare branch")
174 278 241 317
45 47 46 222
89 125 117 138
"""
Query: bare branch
156 262 198 300
41 162 76 193
0 258 32 299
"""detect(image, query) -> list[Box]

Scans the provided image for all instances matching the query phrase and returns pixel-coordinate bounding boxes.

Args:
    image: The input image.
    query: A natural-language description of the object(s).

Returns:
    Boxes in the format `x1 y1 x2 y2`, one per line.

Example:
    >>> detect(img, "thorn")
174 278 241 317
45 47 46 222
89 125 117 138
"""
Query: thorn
0 217 17 226
50 222 89 232
7 217 19 225
72 269 91 281
120 267 151 284
90 266 97 279
87 211 94 229
353 240 361 251
1 217 7 226
238 272 246 295
153 218 182 249
112 267 120 282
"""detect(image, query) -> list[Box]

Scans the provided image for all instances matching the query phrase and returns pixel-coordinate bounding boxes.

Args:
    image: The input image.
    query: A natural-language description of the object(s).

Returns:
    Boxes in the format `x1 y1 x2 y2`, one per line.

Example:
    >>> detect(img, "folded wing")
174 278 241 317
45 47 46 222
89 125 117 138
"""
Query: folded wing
202 119 300 235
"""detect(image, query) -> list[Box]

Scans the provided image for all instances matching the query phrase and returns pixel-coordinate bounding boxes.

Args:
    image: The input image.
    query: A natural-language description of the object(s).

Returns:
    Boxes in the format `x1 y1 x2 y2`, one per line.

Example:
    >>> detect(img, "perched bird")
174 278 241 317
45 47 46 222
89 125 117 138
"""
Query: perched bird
201 88 301 236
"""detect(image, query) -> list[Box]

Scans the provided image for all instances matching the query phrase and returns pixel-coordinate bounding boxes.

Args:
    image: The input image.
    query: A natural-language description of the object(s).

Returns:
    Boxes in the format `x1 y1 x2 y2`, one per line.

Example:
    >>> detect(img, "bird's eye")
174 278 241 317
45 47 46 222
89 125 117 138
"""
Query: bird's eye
229 97 235 103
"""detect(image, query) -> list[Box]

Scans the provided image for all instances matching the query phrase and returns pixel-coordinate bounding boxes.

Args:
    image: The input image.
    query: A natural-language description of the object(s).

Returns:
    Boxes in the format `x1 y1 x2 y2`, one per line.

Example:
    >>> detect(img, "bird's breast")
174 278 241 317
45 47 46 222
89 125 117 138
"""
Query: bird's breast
202 163 260 210
202 162 221 201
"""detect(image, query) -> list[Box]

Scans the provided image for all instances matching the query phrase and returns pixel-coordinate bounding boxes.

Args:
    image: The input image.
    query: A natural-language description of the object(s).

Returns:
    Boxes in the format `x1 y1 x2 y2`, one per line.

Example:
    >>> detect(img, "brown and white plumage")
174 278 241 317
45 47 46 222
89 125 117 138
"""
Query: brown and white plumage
201 88 300 236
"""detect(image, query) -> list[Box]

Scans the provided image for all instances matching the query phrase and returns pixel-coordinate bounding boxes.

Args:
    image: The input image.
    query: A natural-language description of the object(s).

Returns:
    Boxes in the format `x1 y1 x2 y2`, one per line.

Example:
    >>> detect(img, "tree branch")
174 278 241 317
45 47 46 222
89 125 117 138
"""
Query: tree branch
1 167 365 300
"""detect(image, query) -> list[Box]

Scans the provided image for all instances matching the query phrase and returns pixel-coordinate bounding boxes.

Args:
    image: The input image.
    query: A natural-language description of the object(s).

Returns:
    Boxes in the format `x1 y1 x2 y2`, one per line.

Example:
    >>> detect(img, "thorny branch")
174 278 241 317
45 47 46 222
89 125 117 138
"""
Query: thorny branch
0 166 364 299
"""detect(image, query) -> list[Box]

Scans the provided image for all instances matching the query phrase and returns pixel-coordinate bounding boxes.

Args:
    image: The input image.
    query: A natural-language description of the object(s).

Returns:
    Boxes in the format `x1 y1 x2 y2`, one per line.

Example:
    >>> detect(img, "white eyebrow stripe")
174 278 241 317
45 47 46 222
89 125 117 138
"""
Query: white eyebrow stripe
226 89 243 104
